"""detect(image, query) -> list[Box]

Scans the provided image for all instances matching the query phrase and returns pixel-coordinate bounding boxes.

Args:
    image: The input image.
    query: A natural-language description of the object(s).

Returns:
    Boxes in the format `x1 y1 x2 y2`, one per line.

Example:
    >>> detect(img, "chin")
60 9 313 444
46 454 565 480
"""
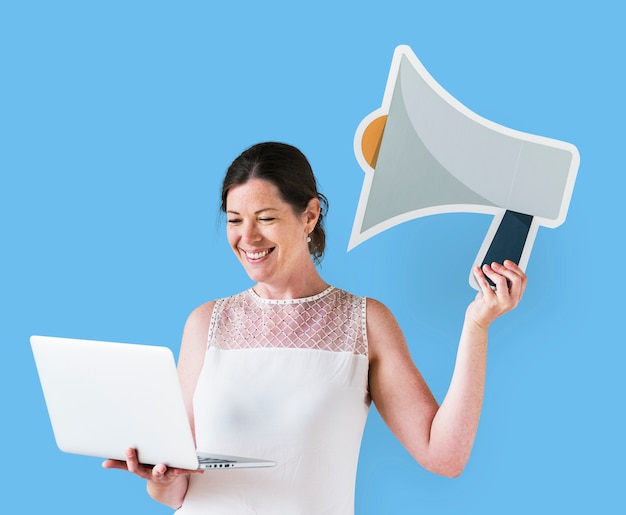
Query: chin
240 264 270 283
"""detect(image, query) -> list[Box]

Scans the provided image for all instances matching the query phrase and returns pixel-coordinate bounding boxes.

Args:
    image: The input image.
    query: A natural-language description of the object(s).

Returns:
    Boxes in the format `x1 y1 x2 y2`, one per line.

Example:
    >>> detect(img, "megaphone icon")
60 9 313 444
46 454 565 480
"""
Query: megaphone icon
349 45 580 290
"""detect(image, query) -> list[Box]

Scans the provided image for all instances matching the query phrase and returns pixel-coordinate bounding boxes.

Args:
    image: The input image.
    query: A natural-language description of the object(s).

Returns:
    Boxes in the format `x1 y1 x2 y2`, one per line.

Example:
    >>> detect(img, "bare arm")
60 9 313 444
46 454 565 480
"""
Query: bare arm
177 301 216 442
146 300 216 507
103 301 215 509
368 260 527 477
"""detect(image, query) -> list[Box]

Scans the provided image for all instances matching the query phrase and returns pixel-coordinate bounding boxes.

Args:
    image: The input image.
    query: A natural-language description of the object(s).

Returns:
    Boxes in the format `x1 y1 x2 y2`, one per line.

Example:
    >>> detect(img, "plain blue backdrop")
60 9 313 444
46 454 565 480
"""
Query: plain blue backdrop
2 1 623 513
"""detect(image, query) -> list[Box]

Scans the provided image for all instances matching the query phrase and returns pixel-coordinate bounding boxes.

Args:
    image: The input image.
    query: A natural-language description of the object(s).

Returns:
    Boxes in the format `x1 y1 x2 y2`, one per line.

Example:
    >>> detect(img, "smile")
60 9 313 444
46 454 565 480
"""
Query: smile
244 248 274 260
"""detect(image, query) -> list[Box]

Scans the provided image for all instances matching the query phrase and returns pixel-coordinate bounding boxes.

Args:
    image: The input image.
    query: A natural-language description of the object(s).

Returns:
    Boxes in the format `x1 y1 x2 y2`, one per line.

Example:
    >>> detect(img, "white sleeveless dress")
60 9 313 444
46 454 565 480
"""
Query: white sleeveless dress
175 286 370 514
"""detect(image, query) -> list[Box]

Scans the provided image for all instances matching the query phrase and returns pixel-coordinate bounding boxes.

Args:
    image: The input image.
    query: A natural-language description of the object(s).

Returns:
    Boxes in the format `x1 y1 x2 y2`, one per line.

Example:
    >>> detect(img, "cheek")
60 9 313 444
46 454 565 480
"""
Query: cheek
226 229 239 248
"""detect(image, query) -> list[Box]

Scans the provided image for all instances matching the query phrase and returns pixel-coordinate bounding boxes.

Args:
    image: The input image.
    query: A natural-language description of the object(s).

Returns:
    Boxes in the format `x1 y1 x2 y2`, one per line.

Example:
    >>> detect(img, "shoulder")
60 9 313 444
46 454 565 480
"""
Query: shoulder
178 301 217 391
189 300 217 317
329 291 398 339
365 297 400 333
364 297 408 363
329 287 366 309
181 290 249 344
327 291 395 325
185 300 217 330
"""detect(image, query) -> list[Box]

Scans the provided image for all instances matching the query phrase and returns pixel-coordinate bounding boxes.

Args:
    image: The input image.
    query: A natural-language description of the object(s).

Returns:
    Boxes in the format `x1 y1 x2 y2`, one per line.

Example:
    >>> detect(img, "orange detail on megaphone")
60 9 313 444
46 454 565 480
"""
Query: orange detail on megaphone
361 115 387 168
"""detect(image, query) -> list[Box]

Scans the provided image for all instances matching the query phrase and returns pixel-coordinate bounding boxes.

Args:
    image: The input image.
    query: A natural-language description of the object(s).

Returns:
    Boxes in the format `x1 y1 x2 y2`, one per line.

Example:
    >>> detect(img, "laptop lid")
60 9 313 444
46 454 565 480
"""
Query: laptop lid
30 335 275 470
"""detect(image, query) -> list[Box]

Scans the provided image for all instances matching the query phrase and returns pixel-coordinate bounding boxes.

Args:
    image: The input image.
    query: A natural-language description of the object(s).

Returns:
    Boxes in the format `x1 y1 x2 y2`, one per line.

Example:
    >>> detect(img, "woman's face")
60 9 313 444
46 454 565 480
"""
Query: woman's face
225 178 319 292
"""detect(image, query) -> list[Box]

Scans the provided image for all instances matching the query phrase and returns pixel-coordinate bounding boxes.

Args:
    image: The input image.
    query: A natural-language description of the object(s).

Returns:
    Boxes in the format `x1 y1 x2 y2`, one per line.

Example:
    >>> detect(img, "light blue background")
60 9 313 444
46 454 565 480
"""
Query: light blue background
2 1 623 513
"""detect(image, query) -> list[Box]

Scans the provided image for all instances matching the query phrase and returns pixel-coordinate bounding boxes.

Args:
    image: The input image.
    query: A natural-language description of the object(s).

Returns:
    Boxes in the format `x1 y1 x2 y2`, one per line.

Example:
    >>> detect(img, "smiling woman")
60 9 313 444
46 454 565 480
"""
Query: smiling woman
102 141 528 515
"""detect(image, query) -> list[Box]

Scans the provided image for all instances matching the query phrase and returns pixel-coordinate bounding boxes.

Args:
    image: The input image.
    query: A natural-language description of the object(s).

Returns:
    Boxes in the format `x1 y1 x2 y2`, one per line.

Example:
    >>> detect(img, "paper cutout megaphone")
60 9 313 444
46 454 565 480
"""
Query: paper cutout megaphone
349 45 580 290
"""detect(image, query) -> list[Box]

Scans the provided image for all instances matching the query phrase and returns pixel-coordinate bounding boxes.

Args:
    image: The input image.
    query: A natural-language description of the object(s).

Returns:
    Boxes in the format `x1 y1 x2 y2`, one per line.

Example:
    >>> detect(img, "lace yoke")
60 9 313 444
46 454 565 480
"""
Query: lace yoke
208 286 368 356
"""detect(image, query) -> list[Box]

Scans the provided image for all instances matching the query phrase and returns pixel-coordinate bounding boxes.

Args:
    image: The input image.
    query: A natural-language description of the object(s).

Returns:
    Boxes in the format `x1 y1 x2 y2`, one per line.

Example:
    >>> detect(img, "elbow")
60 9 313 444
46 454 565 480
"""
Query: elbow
440 455 469 478
441 465 465 479
407 434 474 478
430 463 465 479
421 454 469 479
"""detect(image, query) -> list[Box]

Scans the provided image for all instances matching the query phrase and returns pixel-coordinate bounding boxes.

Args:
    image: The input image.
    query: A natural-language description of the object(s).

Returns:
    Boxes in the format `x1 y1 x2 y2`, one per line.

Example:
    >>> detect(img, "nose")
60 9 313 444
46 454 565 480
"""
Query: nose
241 220 261 244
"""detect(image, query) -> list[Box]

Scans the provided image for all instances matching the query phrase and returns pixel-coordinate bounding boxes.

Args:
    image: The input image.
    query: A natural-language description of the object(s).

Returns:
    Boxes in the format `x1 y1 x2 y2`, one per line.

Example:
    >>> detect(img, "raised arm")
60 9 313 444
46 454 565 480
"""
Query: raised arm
368 260 527 477
102 301 214 509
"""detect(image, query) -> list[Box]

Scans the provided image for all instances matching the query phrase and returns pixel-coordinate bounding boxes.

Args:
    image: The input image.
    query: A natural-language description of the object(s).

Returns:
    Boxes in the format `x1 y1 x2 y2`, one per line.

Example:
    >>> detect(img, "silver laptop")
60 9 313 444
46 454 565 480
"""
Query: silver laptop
30 335 276 470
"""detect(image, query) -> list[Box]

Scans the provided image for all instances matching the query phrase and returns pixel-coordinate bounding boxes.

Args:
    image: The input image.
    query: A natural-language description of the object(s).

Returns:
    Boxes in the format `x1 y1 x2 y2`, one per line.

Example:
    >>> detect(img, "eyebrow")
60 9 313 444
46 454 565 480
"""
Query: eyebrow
226 207 280 215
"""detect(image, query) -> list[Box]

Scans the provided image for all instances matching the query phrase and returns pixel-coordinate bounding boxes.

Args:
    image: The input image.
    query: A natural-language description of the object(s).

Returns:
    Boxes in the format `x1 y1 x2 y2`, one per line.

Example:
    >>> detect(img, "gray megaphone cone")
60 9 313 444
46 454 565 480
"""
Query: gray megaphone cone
349 45 579 290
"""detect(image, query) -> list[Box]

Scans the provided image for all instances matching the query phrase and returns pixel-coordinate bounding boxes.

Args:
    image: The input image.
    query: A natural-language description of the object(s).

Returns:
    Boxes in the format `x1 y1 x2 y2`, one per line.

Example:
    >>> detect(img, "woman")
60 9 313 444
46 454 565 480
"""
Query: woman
104 142 527 513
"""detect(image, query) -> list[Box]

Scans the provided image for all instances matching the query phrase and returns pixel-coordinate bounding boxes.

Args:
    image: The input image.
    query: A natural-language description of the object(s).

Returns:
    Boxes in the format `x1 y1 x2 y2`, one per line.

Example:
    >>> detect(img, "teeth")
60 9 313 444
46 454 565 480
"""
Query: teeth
246 250 270 260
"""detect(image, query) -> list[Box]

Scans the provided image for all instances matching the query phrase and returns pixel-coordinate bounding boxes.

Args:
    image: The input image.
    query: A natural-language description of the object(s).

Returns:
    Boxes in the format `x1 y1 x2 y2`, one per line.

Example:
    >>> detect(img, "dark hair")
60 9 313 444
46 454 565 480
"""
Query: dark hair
221 142 329 263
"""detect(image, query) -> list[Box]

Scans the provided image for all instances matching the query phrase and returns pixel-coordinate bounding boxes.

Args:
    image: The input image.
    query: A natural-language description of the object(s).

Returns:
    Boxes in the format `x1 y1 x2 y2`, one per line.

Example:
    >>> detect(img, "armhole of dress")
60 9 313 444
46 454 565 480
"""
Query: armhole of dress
207 298 224 350
361 296 369 357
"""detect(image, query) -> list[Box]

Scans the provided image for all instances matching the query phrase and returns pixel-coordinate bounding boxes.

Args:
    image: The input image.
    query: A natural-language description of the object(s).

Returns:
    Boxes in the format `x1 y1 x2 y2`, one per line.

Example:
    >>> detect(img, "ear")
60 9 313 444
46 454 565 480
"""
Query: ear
303 197 321 232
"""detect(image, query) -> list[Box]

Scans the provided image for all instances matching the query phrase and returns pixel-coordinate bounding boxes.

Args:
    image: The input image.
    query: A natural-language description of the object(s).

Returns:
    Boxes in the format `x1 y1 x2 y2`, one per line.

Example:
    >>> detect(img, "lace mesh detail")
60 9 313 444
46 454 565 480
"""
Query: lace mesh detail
208 287 367 356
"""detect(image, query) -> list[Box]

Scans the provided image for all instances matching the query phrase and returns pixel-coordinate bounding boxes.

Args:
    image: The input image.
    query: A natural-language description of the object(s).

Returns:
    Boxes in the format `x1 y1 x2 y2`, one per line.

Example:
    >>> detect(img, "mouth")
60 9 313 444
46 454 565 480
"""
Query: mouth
243 248 275 261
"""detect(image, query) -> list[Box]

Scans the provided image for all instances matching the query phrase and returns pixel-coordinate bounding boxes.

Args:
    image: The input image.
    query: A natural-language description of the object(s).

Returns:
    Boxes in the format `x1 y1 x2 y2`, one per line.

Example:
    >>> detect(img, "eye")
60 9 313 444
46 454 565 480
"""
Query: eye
227 218 242 225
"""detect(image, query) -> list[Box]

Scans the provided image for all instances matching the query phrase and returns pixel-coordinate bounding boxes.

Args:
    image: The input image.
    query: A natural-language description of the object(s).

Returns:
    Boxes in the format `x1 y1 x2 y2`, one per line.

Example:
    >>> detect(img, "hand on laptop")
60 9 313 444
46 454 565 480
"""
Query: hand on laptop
102 448 205 482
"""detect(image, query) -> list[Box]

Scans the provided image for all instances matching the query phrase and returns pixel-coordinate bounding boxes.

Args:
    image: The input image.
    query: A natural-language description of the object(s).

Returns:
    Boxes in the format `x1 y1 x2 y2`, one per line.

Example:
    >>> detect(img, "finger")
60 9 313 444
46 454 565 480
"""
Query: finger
152 463 169 481
151 464 203 480
498 260 526 282
102 458 128 471
493 261 527 299
501 259 524 274
504 260 528 293
125 448 156 477
482 264 509 294
125 448 140 473
473 265 495 297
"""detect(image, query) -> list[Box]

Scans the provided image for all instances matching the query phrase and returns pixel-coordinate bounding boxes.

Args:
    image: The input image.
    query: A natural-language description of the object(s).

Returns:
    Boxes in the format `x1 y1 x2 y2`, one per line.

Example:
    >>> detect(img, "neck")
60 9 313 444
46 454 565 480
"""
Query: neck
252 271 329 301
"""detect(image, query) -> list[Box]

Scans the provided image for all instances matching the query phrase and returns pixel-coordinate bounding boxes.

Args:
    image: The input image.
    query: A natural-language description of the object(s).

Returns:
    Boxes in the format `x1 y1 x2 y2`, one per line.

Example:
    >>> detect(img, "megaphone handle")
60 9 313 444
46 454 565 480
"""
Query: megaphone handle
480 210 534 288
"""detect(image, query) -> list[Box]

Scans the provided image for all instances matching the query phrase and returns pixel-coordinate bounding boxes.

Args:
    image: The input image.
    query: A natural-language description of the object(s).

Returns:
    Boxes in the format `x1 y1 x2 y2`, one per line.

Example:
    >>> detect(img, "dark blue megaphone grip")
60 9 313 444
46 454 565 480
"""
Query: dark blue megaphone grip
481 210 533 287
